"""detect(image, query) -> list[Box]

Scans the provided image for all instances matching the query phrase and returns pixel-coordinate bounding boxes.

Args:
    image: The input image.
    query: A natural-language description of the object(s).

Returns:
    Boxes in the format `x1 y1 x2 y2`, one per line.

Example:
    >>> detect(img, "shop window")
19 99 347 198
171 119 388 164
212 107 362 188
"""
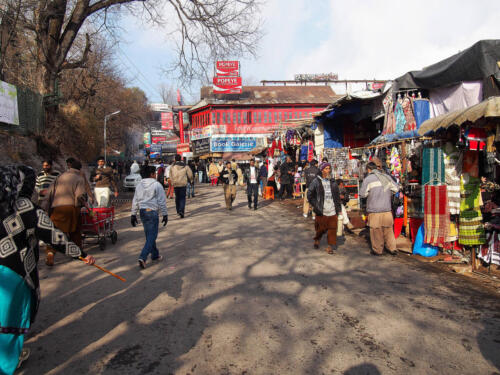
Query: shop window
237 111 241 124
278 112 282 122
232 112 236 124
263 112 267 123
243 112 247 124
253 112 257 123
247 112 251 124
216 112 220 124
289 112 293 119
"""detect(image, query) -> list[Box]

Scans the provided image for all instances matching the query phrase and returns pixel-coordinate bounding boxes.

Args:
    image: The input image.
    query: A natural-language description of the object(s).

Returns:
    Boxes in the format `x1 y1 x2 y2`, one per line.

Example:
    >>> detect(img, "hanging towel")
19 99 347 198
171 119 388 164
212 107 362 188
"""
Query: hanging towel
442 142 462 215
413 99 430 129
421 147 445 216
424 185 450 246
459 175 486 246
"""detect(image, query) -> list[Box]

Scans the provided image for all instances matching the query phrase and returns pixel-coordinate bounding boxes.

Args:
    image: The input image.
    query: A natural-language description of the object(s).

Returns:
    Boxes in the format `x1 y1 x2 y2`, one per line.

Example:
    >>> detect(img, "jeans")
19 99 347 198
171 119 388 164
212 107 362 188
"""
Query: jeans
247 183 259 208
187 182 195 198
174 186 187 215
198 171 203 184
139 209 159 261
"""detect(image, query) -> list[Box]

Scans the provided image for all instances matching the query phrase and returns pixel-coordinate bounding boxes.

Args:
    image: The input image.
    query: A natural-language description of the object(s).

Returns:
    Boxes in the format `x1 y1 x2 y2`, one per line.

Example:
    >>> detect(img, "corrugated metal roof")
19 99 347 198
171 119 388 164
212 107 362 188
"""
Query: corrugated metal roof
189 86 339 112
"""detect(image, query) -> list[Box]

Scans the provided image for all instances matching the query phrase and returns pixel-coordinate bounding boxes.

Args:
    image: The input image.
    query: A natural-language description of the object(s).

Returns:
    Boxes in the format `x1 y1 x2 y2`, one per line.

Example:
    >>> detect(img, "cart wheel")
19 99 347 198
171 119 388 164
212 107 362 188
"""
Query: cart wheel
99 238 106 251
111 231 118 244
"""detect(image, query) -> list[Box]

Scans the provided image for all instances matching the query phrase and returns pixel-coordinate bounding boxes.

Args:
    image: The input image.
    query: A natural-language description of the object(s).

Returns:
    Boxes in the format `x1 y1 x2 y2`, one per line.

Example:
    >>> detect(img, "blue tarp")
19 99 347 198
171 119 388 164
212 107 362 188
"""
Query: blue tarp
324 121 344 148
370 130 420 145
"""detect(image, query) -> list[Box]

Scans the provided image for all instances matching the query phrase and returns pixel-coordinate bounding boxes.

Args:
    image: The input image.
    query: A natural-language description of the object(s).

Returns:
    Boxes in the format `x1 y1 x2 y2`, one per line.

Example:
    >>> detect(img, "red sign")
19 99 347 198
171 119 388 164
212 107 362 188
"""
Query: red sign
216 61 239 77
152 136 167 144
213 76 242 94
161 112 174 130
176 143 190 154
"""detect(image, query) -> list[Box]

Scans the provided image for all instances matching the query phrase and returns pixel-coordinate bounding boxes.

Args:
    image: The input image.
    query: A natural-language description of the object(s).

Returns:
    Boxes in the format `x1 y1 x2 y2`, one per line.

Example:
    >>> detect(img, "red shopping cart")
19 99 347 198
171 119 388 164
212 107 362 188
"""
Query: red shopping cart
81 207 118 250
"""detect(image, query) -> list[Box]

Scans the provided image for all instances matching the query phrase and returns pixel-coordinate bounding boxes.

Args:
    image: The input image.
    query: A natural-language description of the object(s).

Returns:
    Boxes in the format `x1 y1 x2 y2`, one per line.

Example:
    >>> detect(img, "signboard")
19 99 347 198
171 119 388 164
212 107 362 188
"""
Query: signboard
143 132 151 145
294 73 338 81
192 138 211 156
150 103 171 112
211 136 257 152
177 143 190 154
213 76 242 94
161 111 174 130
0 80 19 125
152 136 167 144
367 82 385 91
215 61 240 77
150 143 162 153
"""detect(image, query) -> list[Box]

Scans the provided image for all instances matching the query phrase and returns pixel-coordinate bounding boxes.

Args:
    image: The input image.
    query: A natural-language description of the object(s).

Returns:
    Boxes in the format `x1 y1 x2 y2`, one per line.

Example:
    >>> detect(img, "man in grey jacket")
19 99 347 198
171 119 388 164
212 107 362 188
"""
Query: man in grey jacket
169 154 194 218
359 162 399 256
131 166 168 269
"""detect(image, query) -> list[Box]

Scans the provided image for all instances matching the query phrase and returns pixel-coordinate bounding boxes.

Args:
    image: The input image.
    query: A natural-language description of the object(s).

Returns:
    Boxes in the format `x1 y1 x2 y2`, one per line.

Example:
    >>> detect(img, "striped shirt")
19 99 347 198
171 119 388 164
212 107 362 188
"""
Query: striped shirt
35 171 60 197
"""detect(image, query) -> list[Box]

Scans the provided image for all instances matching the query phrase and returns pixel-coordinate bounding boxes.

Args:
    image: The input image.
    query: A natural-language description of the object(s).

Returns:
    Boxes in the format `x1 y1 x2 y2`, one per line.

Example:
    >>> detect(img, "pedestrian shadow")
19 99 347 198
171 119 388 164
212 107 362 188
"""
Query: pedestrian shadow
344 363 381 375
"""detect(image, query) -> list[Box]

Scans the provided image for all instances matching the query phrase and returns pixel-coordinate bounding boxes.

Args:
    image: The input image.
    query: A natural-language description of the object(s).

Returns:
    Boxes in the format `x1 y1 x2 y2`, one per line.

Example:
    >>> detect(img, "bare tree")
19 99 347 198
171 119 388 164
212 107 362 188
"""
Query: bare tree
157 83 177 105
11 0 262 95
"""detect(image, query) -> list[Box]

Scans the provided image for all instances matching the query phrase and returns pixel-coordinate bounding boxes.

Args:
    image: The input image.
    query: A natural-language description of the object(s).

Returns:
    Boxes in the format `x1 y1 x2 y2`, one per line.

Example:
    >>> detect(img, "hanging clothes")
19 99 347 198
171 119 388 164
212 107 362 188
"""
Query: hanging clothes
424 185 450 246
442 142 462 215
413 99 430 129
307 141 314 162
479 231 500 266
422 147 445 185
389 147 401 177
465 127 487 151
462 150 479 177
402 97 417 131
459 175 486 246
394 101 406 133
429 81 483 118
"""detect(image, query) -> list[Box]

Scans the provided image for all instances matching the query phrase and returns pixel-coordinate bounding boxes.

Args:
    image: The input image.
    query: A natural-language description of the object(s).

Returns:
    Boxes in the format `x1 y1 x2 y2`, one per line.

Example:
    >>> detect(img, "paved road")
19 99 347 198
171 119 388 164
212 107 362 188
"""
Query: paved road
21 185 500 375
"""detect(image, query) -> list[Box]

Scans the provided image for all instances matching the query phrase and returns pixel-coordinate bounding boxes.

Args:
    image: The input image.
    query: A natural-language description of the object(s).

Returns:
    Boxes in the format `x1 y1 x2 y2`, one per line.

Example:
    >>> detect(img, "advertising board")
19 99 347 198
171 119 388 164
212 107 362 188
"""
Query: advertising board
210 136 257 152
215 61 240 77
161 111 174 130
213 76 242 94
192 138 211 156
176 143 191 154
0 80 19 125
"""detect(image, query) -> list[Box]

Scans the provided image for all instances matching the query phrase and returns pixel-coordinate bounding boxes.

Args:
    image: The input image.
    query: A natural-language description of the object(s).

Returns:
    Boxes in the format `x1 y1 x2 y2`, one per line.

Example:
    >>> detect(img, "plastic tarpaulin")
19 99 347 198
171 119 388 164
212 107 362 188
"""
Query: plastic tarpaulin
394 40 500 91
429 81 483 117
323 121 344 148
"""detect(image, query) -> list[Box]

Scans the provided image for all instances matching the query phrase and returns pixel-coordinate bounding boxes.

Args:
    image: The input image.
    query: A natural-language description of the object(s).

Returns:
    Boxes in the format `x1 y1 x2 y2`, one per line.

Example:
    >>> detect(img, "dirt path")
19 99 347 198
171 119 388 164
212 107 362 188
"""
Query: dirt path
20 185 500 374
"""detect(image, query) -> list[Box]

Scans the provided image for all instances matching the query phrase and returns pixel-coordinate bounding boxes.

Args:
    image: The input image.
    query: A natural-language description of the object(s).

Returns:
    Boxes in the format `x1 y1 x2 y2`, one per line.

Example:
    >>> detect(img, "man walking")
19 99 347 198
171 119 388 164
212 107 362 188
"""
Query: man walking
279 155 294 200
187 160 196 198
245 158 259 210
35 160 60 209
303 159 320 218
359 162 399 256
307 163 342 255
47 159 87 266
131 166 168 269
220 161 238 210
169 154 193 218
92 156 119 207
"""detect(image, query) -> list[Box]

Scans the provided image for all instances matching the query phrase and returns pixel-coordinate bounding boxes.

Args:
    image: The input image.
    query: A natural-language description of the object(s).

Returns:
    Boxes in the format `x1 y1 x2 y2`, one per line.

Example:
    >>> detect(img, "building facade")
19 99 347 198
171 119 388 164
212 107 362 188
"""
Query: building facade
188 86 338 158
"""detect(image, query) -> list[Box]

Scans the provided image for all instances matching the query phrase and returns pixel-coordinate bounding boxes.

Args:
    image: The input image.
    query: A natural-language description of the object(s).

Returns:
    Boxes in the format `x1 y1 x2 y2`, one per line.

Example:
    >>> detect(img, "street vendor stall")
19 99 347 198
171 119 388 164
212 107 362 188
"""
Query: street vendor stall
413 96 500 276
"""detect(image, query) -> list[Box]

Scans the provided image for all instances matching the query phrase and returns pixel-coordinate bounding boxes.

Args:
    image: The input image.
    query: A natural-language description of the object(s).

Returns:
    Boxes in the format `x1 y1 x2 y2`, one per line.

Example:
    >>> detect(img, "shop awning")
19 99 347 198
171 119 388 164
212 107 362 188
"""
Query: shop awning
418 96 500 135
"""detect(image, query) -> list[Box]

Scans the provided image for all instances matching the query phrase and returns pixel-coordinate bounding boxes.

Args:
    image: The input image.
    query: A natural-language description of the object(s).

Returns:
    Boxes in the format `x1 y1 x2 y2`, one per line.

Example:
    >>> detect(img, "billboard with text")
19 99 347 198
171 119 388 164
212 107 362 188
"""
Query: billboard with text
216 61 239 77
213 77 242 94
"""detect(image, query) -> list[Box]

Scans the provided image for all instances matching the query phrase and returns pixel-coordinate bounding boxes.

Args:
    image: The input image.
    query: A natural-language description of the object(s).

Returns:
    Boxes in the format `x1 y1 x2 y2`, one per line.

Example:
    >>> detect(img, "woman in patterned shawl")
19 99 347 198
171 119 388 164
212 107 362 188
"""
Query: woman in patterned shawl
0 166 95 374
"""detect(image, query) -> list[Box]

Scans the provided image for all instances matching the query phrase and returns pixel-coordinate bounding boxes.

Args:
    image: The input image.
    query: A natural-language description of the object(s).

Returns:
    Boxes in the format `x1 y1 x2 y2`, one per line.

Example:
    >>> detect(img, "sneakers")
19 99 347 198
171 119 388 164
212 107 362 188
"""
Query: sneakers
138 259 146 269
303 213 308 218
45 252 54 267
311 215 316 220
152 255 163 262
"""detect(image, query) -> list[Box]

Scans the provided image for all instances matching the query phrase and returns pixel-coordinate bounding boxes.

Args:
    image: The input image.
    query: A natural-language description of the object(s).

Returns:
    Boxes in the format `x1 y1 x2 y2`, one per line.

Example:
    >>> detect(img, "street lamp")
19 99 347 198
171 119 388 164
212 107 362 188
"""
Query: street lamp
104 110 121 164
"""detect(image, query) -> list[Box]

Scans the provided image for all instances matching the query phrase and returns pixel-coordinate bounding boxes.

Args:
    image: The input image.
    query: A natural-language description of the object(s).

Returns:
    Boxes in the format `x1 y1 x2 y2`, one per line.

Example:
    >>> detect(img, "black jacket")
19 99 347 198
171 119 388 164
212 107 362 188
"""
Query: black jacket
279 162 294 184
220 168 238 185
304 165 320 188
307 176 342 216
243 166 260 184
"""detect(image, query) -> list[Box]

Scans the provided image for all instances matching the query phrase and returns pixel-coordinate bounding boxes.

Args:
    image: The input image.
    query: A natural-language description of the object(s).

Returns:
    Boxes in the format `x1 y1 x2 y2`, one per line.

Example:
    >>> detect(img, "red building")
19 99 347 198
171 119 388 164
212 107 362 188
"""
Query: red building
188 86 338 158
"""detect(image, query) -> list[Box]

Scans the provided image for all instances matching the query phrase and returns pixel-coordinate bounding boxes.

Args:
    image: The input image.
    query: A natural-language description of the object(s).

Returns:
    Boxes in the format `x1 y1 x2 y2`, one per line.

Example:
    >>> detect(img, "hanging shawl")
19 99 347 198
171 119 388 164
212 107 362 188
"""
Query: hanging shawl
0 166 23 218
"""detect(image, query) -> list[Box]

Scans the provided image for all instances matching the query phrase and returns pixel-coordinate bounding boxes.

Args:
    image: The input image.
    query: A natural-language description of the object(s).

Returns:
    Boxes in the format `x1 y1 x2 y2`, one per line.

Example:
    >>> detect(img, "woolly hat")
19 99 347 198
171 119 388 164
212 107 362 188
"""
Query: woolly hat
320 162 331 171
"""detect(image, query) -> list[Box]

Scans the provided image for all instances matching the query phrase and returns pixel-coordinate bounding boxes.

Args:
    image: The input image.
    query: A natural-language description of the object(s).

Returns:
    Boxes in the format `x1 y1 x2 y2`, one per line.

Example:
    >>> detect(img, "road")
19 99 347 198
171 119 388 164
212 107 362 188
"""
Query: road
21 185 500 375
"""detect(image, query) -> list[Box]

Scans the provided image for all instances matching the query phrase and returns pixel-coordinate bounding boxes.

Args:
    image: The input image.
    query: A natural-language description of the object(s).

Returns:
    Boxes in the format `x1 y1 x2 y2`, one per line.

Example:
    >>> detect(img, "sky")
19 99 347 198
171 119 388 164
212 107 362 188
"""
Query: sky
117 0 500 104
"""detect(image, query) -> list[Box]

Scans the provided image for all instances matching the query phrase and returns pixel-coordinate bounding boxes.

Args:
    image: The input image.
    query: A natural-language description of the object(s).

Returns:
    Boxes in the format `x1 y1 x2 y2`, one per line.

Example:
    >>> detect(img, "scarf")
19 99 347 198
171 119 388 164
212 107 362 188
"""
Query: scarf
372 170 396 192
0 165 36 218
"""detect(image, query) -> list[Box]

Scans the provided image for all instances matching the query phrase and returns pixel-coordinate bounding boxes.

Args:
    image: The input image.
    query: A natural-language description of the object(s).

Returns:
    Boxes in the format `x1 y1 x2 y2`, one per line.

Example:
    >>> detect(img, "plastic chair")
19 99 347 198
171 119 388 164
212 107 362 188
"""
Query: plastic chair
264 186 274 200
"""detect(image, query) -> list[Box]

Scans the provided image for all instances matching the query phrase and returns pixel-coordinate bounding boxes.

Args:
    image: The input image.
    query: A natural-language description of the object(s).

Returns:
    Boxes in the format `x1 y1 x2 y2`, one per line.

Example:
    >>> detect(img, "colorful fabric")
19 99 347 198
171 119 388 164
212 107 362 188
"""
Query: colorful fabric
394 102 406 133
0 266 32 375
421 147 445 215
442 142 462 215
459 176 485 245
389 147 401 176
479 232 500 266
402 97 417 131
465 127 487 150
424 185 450 246
413 99 430 129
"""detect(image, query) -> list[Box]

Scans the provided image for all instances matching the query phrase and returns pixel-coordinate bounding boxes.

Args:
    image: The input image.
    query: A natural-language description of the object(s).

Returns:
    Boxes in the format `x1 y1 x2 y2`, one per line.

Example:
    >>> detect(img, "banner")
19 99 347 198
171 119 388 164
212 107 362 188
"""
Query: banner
161 112 174 130
150 143 162 152
192 138 211 156
216 61 240 77
0 80 19 125
213 77 242 94
143 132 151 145
177 143 190 154
211 136 257 152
